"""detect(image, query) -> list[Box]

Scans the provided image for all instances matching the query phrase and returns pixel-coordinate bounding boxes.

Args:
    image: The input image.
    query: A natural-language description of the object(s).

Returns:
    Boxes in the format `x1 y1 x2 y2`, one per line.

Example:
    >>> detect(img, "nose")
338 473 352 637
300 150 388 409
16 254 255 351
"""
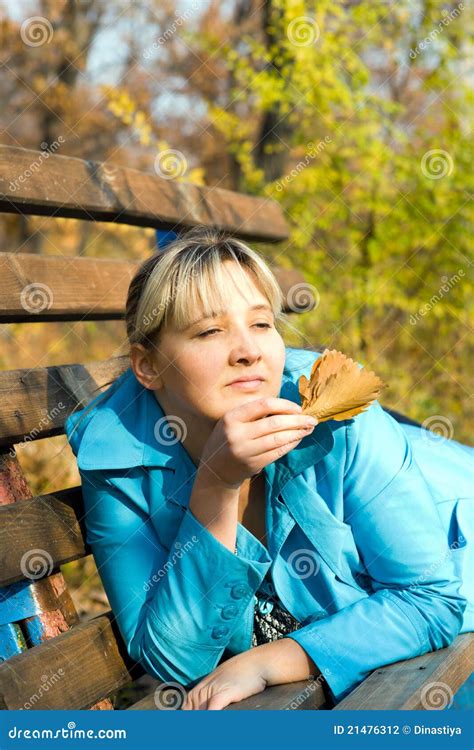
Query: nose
228 326 263 366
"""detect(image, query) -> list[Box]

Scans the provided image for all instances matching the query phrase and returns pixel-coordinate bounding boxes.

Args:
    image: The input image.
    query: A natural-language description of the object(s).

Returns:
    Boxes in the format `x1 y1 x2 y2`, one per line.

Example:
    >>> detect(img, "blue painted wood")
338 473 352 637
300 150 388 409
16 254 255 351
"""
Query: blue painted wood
22 616 47 647
155 228 178 251
0 580 43 626
0 622 27 661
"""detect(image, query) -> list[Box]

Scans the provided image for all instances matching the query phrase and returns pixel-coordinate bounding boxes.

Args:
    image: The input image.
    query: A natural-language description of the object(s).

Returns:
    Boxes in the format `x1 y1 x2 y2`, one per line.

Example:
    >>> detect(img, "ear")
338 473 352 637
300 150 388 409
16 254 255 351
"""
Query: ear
129 343 163 391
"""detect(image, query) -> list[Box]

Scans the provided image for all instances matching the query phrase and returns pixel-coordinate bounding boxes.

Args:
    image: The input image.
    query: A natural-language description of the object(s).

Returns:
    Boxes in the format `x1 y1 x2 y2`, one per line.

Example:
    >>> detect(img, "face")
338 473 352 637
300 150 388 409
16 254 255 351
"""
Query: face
131 261 286 435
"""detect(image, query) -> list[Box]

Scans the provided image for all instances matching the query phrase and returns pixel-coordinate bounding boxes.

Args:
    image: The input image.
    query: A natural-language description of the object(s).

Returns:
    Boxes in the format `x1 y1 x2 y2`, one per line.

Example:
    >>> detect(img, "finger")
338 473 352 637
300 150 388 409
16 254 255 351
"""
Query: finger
247 413 318 440
207 693 229 710
181 693 193 710
252 431 314 464
230 397 303 424
252 426 316 454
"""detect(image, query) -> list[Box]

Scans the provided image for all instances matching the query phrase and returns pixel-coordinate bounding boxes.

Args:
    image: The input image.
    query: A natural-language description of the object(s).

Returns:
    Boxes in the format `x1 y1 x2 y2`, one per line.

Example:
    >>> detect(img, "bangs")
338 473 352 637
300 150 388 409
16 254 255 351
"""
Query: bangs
161 245 283 334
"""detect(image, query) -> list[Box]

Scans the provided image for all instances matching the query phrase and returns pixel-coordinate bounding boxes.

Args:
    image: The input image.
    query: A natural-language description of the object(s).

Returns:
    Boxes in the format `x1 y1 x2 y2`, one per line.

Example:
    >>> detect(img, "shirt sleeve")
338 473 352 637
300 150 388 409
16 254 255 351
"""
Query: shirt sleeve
286 401 467 704
78 468 272 688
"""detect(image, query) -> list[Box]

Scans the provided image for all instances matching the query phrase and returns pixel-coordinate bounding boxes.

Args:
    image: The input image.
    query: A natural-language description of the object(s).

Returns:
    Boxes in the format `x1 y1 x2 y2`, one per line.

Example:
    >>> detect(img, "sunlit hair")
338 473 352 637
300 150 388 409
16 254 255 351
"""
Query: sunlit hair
126 225 287 348
66 226 289 439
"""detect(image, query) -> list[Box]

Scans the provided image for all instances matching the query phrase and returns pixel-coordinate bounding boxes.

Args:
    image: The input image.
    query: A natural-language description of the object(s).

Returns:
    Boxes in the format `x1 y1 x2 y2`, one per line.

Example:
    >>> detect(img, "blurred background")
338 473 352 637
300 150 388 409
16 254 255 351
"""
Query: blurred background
0 0 472 706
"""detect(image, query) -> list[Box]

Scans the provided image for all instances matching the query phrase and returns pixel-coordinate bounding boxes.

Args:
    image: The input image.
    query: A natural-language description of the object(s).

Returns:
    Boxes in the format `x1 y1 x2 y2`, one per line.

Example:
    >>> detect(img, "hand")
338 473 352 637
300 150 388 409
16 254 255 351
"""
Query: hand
181 650 267 711
198 397 318 489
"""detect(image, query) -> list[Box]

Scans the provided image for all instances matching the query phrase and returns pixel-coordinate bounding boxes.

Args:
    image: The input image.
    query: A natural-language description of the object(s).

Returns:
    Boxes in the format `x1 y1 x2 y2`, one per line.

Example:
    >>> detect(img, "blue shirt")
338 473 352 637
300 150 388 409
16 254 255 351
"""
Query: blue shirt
65 346 473 703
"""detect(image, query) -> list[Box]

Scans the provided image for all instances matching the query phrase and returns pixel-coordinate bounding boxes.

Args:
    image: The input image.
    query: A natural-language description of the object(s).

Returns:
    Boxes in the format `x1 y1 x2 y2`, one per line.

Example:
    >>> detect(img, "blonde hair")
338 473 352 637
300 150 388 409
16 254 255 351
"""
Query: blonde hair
66 226 288 440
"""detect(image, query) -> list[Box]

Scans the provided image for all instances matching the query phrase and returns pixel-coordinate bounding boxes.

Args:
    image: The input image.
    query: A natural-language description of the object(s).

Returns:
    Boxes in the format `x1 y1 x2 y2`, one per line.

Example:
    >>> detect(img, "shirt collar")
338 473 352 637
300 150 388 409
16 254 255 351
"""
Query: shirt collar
65 346 335 488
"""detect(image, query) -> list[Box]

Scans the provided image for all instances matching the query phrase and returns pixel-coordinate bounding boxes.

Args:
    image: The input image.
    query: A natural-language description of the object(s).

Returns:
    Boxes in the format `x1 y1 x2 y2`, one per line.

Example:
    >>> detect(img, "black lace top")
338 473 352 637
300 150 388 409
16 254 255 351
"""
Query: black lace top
251 569 301 647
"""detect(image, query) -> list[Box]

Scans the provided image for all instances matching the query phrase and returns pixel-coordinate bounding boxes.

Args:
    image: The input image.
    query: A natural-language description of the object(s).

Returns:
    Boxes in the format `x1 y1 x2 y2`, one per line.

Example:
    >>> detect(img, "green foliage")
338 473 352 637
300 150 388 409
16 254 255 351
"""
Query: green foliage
196 0 473 441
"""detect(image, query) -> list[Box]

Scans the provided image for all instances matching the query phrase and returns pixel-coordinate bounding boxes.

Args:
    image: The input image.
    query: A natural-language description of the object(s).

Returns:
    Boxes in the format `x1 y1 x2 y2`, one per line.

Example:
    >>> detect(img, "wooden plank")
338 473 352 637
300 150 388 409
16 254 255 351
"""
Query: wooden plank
334 633 474 710
0 254 309 323
0 145 289 242
224 678 329 710
0 574 80 624
0 488 87 586
0 450 113 709
126 677 329 710
0 356 129 446
0 611 139 710
0 254 137 323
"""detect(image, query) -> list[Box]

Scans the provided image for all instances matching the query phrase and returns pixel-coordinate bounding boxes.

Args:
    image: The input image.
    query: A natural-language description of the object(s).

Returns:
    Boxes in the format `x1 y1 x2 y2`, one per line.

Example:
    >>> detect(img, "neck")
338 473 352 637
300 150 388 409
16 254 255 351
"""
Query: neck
152 390 215 469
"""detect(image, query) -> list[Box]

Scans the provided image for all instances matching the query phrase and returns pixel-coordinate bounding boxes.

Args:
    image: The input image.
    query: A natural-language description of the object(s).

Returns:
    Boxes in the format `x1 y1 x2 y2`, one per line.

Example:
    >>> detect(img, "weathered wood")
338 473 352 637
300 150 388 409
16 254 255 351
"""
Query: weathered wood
0 356 129 446
126 677 329 710
0 254 137 323
334 633 474 710
0 611 139 710
0 449 113 709
0 146 289 242
0 487 87 586
0 253 309 323
0 574 79 626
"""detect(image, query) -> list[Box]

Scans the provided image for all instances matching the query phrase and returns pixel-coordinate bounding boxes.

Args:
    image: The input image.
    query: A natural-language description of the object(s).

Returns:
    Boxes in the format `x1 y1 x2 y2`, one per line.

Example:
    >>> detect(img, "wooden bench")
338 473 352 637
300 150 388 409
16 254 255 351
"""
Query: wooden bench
0 145 472 711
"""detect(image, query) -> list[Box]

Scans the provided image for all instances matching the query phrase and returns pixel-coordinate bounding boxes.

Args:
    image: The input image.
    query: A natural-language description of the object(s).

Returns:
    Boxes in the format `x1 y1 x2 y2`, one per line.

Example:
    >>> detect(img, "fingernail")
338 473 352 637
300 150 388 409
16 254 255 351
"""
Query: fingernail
306 417 317 426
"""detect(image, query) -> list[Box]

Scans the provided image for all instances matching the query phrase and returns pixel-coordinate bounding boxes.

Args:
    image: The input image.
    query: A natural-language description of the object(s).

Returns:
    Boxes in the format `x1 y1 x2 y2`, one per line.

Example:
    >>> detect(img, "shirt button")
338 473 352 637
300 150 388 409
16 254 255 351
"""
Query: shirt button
221 604 239 620
211 624 230 639
230 584 248 599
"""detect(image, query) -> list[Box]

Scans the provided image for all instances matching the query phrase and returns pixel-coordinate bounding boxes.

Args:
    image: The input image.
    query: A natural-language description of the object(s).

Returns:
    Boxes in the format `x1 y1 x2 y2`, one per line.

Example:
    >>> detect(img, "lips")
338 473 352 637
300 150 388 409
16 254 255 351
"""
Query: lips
228 376 265 385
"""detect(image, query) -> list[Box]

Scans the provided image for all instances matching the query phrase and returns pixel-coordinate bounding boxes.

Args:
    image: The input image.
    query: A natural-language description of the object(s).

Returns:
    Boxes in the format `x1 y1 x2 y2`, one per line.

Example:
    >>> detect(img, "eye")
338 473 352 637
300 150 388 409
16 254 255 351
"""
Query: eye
198 328 220 338
197 323 272 338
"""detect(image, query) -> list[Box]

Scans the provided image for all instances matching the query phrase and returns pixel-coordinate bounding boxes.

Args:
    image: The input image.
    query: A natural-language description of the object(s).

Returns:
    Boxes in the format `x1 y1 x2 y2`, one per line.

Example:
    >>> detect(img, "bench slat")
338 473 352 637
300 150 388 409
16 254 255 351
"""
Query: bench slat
0 254 308 323
0 254 136 323
0 146 289 242
127 678 329 710
0 488 87 587
0 611 138 710
334 633 474 710
0 356 129 446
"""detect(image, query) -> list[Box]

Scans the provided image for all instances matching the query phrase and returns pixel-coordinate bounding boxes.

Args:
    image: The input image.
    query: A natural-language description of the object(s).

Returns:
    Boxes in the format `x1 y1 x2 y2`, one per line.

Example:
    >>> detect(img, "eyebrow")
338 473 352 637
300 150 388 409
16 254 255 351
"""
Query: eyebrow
187 303 273 329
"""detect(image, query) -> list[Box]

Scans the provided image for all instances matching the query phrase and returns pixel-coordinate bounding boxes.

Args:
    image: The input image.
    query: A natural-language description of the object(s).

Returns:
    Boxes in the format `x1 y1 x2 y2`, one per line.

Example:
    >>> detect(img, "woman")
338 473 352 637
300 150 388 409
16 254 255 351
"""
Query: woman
65 227 473 711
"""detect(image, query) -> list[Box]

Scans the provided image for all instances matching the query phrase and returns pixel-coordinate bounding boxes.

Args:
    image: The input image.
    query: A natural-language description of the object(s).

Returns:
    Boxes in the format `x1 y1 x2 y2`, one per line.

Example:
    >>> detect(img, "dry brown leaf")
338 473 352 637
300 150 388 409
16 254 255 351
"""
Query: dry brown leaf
298 349 387 423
